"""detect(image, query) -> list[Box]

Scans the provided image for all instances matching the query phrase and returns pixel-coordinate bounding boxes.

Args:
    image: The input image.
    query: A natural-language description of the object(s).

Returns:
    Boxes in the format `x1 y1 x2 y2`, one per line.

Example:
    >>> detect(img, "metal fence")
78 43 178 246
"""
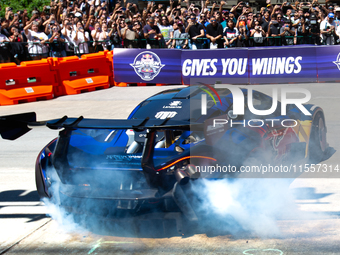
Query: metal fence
0 35 333 63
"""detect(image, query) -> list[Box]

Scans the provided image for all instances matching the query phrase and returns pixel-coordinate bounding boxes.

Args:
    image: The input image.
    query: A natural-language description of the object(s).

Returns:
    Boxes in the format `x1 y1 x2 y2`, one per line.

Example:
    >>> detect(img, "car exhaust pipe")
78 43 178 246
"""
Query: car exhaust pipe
185 164 200 179
175 169 190 185
175 164 200 185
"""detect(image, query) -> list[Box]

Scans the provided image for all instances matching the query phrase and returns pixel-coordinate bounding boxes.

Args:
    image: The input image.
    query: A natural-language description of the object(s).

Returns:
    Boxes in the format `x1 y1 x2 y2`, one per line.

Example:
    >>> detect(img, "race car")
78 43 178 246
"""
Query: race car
0 85 329 232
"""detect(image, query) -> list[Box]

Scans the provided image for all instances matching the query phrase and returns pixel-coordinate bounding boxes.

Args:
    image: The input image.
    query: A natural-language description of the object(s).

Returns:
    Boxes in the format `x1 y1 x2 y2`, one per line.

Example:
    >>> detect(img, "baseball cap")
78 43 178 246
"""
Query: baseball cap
177 21 183 25
125 18 131 23
75 12 82 17
267 4 272 7
336 7 340 12
328 13 335 18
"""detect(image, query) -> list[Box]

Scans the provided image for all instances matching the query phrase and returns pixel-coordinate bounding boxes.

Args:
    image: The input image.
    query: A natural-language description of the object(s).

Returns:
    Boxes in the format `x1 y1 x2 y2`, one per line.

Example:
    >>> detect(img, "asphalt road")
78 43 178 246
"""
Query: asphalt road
1 84 340 255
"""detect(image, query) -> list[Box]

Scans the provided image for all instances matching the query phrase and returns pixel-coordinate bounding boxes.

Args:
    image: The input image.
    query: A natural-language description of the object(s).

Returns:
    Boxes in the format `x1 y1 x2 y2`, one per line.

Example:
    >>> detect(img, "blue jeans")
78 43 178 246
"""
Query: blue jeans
190 40 204 49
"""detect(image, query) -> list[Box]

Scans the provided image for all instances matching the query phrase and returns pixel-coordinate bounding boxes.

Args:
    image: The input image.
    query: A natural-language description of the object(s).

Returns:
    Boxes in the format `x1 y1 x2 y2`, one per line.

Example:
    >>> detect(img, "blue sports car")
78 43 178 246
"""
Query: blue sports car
0 85 329 231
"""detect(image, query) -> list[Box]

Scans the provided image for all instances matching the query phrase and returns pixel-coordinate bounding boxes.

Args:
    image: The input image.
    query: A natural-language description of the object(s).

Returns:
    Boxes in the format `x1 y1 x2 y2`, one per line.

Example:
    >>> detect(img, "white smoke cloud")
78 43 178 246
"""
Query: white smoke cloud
191 178 299 237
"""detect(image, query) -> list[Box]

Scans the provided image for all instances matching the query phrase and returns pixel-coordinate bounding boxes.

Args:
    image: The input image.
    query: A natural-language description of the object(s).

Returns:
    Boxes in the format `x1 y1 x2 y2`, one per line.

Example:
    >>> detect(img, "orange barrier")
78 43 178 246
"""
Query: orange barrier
51 51 113 96
106 50 115 86
0 60 56 105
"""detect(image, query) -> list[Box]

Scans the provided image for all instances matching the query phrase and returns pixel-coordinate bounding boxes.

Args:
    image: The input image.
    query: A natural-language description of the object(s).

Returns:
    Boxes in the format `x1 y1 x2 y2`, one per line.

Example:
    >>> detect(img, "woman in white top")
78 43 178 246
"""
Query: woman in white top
91 22 103 51
61 19 75 56
250 20 265 46
24 21 49 60
72 21 90 54
99 23 113 51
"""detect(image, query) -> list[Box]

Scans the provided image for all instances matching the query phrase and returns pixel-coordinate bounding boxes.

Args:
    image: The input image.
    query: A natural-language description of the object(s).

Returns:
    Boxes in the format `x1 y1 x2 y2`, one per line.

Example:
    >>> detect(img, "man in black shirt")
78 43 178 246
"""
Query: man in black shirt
206 17 223 48
187 14 205 49
268 14 281 46
143 17 162 48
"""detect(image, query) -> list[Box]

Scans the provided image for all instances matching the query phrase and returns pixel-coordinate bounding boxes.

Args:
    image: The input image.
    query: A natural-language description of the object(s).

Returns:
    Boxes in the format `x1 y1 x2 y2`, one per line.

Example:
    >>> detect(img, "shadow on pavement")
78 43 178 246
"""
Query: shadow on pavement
0 190 40 202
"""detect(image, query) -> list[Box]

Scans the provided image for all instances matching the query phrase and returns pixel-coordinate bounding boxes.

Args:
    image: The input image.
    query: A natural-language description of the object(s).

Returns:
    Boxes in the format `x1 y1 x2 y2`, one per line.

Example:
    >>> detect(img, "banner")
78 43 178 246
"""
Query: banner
113 49 182 84
316 45 340 82
114 46 340 85
181 49 249 85
249 46 318 84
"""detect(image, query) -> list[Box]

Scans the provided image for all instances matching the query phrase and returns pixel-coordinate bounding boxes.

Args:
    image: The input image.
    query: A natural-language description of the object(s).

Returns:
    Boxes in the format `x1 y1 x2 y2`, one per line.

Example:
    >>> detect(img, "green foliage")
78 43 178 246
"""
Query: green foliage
0 0 51 18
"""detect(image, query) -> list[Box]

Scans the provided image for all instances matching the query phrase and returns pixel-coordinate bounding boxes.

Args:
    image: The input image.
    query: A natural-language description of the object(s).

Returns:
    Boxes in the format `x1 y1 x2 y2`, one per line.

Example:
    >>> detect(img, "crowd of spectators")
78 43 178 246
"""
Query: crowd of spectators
1 0 340 63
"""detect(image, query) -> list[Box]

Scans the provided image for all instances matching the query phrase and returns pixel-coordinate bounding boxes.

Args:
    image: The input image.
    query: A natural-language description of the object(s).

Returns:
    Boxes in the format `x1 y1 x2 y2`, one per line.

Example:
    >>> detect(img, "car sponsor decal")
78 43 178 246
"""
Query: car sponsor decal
155 111 177 119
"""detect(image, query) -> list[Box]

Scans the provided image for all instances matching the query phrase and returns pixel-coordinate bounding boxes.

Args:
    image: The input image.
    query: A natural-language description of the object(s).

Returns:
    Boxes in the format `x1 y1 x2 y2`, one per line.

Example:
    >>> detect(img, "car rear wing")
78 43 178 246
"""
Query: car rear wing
0 112 206 141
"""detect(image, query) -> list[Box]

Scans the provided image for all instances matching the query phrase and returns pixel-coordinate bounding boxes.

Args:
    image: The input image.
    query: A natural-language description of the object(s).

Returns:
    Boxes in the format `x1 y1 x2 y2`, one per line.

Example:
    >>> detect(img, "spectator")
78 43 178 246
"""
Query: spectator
320 13 336 45
206 16 223 49
187 14 204 49
48 23 66 57
292 12 300 28
8 26 25 63
250 20 266 46
309 13 321 45
247 12 254 28
296 16 310 44
143 17 162 49
0 31 10 63
277 13 284 27
61 20 75 55
334 7 340 28
91 22 103 51
223 19 238 48
268 14 281 46
280 18 295 45
85 16 96 32
198 13 208 29
120 18 136 48
261 11 271 33
237 25 249 47
220 10 229 29
284 8 293 21
24 21 49 60
99 23 112 50
172 21 188 49
72 21 90 54
134 21 145 49
1 18 10 37
158 16 173 48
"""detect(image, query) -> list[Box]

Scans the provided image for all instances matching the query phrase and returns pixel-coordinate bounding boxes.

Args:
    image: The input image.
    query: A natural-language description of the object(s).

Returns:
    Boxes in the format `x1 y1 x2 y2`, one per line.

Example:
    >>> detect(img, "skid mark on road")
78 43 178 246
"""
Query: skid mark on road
88 238 134 254
243 248 284 255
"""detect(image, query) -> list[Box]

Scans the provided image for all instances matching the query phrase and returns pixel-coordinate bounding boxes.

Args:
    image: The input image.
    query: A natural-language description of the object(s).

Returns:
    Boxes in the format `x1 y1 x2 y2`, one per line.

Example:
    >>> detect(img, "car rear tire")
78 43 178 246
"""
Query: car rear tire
308 112 327 163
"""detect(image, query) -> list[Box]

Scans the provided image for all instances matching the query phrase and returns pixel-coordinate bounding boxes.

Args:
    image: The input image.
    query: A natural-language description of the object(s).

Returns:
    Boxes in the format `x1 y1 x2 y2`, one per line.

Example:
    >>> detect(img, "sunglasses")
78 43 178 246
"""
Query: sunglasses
211 19 216 22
